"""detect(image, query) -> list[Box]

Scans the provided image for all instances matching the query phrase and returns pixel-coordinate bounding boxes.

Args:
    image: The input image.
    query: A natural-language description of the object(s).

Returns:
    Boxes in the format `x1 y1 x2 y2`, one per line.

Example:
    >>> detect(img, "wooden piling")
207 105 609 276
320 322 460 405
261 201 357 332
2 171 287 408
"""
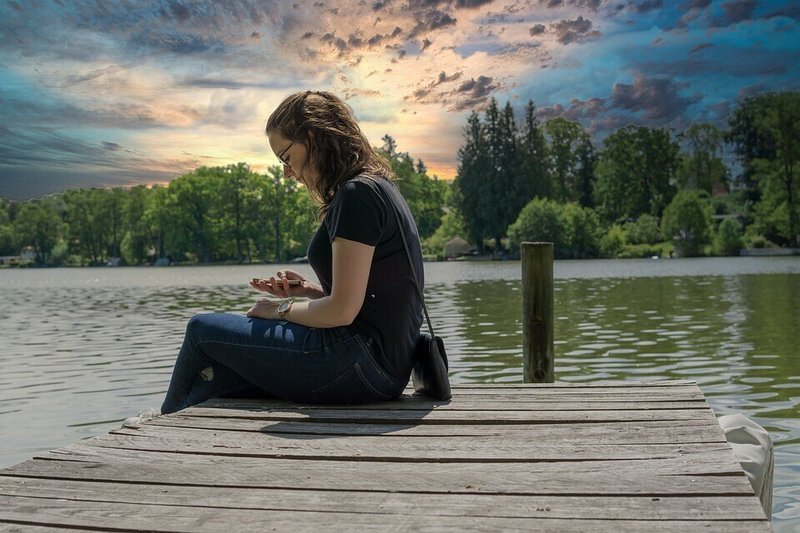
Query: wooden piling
521 241 554 383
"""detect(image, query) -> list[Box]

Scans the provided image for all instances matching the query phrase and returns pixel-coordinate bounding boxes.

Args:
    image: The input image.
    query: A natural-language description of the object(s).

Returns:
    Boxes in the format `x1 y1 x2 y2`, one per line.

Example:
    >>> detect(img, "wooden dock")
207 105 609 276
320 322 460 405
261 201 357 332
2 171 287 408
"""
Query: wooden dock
0 381 771 532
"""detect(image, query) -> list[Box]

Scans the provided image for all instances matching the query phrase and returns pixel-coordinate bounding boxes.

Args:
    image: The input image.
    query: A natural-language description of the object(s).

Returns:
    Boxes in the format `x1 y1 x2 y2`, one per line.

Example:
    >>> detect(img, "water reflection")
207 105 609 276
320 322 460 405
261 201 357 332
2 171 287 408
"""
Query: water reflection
0 260 798 529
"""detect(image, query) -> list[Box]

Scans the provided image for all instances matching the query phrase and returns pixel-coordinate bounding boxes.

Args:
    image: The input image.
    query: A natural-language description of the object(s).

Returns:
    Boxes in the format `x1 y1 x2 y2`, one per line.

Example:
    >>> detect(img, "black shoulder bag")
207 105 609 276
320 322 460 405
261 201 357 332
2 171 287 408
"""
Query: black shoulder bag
384 182 452 401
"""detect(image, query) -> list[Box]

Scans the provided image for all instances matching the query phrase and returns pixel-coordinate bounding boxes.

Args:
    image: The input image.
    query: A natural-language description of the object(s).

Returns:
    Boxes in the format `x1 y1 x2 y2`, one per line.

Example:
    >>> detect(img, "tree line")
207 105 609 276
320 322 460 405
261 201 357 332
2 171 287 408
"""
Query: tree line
449 91 799 259
0 143 446 267
1 91 797 266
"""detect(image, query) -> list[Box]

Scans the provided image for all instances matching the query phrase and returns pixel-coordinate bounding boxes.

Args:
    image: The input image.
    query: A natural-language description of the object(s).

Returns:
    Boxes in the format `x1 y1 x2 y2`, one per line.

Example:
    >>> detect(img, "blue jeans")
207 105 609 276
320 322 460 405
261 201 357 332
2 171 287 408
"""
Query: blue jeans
161 313 409 414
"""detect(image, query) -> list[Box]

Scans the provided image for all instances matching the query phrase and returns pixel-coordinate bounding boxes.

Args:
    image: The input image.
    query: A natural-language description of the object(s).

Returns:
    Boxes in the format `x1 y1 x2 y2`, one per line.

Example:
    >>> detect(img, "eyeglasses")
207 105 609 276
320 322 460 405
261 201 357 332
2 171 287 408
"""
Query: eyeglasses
276 141 294 166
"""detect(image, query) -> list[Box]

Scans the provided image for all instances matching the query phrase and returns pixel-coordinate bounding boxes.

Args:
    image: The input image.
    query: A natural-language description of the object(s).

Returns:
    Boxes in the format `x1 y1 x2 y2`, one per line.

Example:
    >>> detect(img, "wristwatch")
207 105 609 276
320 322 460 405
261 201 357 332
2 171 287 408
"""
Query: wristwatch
277 299 293 319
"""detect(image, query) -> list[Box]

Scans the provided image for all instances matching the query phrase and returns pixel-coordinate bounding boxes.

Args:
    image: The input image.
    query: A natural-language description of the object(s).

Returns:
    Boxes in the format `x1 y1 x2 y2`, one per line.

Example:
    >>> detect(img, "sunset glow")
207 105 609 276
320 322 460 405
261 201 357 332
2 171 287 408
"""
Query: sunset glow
1 0 798 199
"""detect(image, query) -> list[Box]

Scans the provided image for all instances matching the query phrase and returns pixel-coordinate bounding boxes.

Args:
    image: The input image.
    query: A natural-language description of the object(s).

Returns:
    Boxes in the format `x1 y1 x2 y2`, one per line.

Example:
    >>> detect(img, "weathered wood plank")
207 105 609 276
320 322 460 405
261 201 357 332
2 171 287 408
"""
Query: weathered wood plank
0 524 94 533
4 449 752 495
99 425 731 462
147 415 727 442
0 476 768 521
180 406 718 424
0 380 765 532
0 495 770 532
407 381 698 388
204 398 708 411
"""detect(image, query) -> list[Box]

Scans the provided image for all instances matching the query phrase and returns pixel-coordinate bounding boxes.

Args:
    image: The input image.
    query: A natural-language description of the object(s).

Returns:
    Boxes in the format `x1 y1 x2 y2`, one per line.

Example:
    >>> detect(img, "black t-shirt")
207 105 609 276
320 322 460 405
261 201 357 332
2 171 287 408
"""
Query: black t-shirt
306 175 424 379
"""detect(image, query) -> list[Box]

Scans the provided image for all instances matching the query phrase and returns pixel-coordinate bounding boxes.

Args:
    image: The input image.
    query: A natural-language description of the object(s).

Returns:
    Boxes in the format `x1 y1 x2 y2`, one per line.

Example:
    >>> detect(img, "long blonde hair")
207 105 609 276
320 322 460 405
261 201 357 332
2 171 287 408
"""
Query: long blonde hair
266 91 393 215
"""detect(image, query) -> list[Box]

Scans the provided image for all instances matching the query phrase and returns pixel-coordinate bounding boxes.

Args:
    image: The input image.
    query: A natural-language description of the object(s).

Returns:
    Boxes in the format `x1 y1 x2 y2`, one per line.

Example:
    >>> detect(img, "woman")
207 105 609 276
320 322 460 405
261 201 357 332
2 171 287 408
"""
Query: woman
160 91 424 414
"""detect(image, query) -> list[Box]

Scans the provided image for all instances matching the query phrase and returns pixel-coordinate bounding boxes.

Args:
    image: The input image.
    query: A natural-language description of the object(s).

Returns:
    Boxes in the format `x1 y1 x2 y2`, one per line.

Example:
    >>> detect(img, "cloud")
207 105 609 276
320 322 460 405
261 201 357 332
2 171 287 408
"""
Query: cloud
408 9 457 39
609 74 698 121
683 0 711 8
690 42 713 53
455 0 495 8
550 16 601 45
0 126 201 199
102 142 123 151
449 75 498 111
529 24 546 36
630 0 663 13
712 0 758 27
537 97 607 122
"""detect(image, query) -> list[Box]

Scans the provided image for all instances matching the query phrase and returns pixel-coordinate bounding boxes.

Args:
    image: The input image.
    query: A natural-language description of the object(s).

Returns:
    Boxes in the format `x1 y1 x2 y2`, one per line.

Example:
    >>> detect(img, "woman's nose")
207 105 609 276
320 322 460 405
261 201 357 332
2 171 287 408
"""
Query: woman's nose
283 163 294 178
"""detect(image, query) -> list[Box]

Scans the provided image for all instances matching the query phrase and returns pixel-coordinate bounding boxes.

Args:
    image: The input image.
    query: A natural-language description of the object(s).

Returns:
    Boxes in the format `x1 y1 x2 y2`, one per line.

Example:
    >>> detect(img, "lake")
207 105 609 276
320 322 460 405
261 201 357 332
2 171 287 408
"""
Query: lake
1 257 799 530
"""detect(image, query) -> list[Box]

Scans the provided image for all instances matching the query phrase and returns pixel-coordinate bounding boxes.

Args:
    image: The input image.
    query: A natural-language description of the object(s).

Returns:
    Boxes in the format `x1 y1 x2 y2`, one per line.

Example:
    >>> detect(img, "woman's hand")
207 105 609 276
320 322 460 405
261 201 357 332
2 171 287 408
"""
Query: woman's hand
249 269 325 299
245 298 281 320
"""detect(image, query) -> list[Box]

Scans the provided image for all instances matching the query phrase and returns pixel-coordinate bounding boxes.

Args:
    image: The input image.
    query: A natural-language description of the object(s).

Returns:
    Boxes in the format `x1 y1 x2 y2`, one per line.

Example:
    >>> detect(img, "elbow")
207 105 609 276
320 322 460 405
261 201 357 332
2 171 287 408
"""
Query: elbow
329 303 361 328
333 308 359 327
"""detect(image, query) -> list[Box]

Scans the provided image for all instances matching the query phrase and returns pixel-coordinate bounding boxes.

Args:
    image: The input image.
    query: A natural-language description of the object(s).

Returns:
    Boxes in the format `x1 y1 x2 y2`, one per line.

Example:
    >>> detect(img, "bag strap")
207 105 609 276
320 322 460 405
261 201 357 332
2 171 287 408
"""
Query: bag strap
374 178 436 339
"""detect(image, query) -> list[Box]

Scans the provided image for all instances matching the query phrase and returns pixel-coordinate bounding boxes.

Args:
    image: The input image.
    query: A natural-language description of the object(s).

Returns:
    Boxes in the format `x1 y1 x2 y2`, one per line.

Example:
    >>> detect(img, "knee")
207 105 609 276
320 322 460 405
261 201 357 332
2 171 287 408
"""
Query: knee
185 313 217 342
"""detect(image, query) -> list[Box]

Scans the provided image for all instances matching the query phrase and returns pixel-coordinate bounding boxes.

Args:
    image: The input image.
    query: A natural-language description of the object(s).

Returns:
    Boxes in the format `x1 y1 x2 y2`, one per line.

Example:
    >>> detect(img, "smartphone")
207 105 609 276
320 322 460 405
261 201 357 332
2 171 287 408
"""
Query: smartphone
252 278 301 286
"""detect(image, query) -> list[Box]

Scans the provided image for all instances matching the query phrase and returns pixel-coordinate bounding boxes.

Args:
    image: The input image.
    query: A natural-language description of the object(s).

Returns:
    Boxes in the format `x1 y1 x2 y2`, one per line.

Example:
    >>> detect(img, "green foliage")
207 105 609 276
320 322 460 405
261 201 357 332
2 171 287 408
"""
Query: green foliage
422 210 467 259
0 224 14 256
543 117 595 207
560 202 601 258
507 197 563 253
594 126 679 223
713 218 744 256
600 224 626 258
677 123 727 194
507 198 599 258
616 242 673 259
624 214 662 245
661 190 712 257
378 136 446 239
729 92 800 246
13 198 63 265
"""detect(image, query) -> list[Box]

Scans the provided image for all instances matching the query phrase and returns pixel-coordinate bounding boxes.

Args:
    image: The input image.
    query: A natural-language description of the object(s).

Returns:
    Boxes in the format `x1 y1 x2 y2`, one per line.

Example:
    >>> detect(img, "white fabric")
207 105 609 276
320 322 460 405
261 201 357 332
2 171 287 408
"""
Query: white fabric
718 413 774 519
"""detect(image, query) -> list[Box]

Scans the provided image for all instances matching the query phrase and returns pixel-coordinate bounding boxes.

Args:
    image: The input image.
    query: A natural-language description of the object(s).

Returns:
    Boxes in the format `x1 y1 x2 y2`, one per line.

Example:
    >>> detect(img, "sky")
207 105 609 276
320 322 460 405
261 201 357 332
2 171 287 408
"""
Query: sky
0 0 798 200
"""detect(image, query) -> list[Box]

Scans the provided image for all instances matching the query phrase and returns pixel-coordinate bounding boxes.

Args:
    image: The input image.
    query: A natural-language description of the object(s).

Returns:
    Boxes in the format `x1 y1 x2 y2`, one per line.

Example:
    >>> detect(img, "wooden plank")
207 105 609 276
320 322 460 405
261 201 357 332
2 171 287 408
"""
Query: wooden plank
0 495 770 533
180 406 718 424
4 450 752 495
0 476 768 521
0 380 765 531
433 385 704 395
410 381 699 388
98 425 732 462
0 524 94 533
147 415 728 442
203 398 708 411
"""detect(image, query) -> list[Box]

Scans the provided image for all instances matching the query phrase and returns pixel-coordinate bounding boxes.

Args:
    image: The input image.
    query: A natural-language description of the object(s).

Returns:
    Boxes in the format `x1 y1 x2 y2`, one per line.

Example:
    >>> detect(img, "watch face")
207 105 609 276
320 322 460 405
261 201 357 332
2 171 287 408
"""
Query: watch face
278 301 291 314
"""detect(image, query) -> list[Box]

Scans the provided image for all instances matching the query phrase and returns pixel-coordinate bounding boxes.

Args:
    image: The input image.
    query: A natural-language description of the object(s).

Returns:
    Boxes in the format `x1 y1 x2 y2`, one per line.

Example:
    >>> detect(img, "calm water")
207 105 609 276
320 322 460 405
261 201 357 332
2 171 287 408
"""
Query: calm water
1 257 799 529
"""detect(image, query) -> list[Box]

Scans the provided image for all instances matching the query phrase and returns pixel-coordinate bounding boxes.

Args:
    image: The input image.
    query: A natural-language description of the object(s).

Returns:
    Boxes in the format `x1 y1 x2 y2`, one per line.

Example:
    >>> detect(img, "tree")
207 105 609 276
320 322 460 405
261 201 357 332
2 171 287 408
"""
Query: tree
624 214 662 245
754 92 800 247
561 203 602 259
543 117 595 206
63 188 112 265
507 197 564 255
661 190 712 257
167 170 220 263
377 135 446 240
454 99 531 252
713 218 744 256
13 199 63 265
520 100 551 201
0 198 15 255
727 94 776 204
454 111 492 250
219 163 250 262
595 126 679 223
677 123 727 194
122 185 154 265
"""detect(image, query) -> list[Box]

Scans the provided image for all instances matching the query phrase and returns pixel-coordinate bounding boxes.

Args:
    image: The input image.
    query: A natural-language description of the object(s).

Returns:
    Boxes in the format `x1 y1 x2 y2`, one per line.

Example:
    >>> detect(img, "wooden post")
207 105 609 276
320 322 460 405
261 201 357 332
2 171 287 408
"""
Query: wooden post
521 242 554 383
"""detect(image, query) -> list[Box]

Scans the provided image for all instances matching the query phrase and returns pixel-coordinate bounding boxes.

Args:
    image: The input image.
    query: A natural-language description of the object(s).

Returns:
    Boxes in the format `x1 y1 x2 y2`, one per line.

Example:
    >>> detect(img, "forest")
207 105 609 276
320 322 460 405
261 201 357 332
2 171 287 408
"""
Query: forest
0 91 797 266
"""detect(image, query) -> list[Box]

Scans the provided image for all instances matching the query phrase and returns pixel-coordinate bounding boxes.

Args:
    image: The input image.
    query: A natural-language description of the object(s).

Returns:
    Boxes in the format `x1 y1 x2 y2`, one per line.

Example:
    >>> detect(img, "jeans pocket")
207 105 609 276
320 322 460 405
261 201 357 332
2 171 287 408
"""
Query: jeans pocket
311 362 391 404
